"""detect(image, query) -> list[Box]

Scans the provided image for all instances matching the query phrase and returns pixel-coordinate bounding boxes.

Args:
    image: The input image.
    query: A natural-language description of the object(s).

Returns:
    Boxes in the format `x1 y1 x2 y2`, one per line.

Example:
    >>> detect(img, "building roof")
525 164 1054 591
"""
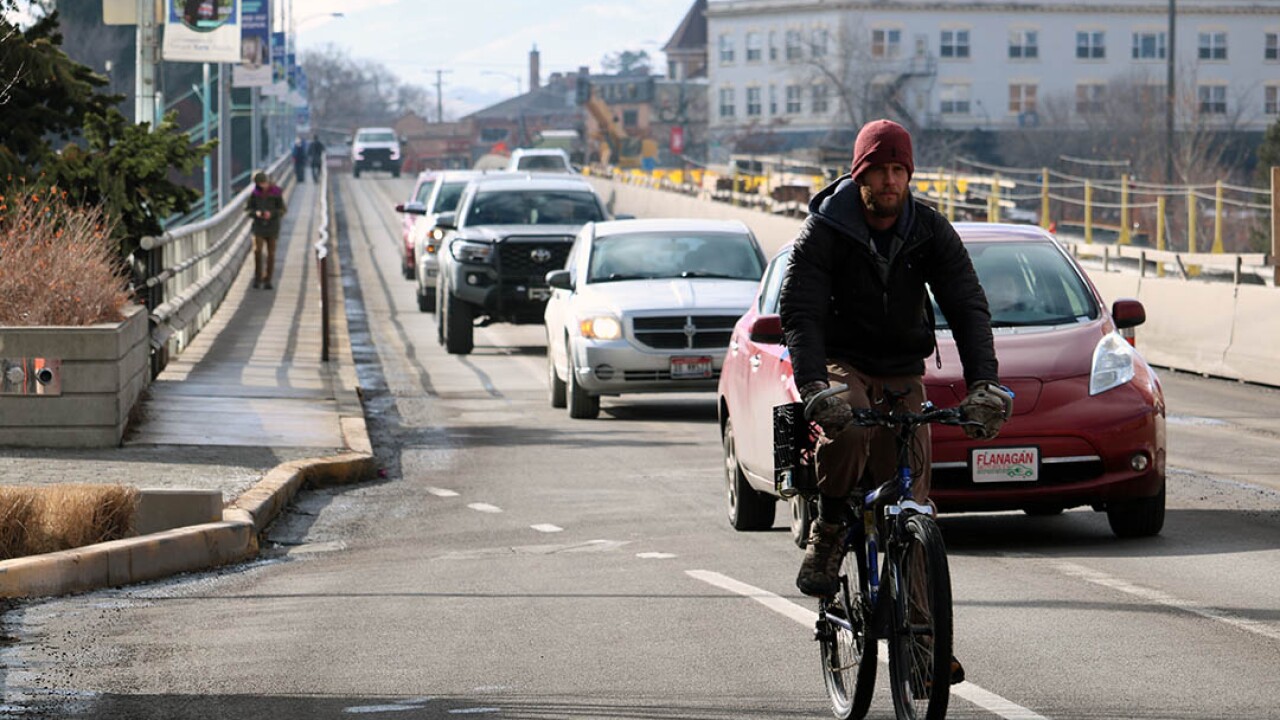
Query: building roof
464 79 578 122
664 0 708 53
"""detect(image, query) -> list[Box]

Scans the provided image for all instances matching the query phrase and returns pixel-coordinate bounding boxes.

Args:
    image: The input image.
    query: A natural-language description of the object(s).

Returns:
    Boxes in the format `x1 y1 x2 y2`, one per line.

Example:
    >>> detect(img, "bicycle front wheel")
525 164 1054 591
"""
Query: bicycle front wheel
818 542 877 720
888 514 953 720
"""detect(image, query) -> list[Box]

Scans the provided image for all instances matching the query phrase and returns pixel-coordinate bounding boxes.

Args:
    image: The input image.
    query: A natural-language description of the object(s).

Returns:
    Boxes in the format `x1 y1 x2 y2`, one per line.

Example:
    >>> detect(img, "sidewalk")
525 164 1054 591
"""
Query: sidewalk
0 176 374 598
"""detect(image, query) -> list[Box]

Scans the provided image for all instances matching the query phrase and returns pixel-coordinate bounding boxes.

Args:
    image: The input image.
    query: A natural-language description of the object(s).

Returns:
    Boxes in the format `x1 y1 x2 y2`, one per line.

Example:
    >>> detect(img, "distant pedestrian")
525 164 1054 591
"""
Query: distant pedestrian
246 171 287 290
292 137 307 182
308 134 326 182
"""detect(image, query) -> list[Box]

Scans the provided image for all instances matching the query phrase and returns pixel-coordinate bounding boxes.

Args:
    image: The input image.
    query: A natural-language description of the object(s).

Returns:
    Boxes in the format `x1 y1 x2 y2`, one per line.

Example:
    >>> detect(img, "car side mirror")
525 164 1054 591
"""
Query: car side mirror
546 269 573 290
435 211 457 230
748 314 784 344
395 203 406 213
1112 298 1145 330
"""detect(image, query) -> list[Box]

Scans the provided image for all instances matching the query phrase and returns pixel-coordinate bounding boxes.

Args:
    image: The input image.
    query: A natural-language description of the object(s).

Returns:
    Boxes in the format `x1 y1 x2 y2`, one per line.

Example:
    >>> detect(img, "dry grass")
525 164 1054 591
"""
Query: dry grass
0 485 139 560
0 186 133 326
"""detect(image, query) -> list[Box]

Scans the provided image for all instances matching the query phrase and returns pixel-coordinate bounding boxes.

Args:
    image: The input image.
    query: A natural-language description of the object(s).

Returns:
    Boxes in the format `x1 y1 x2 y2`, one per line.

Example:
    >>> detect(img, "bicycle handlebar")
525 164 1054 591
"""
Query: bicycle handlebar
802 383 976 431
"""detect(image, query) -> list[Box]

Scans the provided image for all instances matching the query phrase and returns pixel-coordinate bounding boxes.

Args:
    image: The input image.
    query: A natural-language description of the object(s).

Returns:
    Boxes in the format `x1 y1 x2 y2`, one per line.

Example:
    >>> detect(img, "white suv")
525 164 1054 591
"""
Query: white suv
505 148 574 173
350 127 402 178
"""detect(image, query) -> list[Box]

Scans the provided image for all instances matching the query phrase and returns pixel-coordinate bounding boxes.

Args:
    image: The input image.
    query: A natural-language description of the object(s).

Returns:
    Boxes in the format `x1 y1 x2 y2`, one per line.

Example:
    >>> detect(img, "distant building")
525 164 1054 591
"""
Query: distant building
705 0 1280 162
394 114 472 173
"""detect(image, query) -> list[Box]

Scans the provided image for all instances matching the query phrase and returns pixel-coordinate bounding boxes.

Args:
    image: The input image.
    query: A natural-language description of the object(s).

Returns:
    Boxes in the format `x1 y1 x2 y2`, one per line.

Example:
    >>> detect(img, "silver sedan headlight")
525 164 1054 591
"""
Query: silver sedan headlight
578 315 621 340
1089 332 1136 395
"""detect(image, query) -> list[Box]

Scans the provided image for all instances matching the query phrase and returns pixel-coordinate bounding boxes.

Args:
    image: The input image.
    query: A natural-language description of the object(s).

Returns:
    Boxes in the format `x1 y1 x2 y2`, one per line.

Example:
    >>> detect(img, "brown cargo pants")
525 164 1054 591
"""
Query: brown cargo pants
814 361 932 504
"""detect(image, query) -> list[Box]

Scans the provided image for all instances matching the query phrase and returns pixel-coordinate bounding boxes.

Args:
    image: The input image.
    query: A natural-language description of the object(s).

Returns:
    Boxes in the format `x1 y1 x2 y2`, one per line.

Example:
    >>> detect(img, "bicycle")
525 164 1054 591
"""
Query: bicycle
776 384 982 720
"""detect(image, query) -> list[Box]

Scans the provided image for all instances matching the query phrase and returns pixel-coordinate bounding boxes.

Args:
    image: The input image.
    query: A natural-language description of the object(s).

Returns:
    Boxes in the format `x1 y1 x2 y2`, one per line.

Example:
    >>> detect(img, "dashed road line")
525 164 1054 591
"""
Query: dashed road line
636 552 677 559
467 503 503 513
685 569 1050 720
426 487 460 497
531 524 563 533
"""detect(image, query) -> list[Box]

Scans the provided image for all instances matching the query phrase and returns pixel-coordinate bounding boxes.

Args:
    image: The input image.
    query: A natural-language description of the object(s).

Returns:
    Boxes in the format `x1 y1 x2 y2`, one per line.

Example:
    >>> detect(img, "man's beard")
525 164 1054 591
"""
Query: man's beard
861 186 907 218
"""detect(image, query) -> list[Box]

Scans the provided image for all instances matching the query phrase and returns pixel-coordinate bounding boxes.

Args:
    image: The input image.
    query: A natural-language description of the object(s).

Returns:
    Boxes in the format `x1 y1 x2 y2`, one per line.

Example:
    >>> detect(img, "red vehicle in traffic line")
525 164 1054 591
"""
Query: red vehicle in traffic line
395 171 439 280
717 223 1166 546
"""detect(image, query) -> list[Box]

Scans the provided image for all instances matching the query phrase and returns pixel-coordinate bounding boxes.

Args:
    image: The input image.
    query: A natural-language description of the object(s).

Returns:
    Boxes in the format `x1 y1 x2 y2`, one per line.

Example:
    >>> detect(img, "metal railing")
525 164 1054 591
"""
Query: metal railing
139 154 291 375
315 161 331 362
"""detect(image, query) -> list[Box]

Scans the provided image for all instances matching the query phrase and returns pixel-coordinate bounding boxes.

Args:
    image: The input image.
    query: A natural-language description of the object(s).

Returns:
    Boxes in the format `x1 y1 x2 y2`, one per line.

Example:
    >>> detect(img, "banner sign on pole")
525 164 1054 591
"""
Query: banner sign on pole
162 0 242 63
232 0 271 87
261 30 288 96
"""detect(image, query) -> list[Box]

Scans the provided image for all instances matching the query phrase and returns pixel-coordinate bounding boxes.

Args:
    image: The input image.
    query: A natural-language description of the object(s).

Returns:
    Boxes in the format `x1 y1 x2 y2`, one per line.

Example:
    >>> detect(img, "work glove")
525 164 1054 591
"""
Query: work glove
960 380 1014 440
799 380 853 437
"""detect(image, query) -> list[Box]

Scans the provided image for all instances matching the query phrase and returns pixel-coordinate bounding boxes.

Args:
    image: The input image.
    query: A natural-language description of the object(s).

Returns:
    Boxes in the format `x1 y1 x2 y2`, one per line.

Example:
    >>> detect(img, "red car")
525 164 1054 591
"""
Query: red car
395 171 439 279
717 222 1166 546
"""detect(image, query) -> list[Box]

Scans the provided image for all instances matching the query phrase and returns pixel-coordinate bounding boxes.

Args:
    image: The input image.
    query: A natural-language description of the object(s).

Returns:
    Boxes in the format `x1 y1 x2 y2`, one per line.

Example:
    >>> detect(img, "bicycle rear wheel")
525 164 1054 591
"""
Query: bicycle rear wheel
818 541 877 720
888 514 953 720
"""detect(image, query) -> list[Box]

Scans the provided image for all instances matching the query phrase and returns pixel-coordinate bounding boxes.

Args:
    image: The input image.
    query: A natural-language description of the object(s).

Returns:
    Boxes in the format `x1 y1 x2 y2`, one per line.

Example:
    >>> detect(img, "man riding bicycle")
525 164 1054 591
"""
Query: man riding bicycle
778 119 1012 618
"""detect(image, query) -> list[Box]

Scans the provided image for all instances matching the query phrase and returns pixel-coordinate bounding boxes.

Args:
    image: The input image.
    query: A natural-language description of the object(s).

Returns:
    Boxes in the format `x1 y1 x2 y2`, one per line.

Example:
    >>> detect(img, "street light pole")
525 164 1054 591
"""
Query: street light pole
1166 0 1176 186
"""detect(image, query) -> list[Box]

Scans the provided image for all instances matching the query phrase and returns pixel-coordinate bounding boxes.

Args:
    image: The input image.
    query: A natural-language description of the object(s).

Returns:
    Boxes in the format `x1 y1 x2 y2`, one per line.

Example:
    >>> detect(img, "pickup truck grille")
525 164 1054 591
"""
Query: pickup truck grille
632 315 739 350
359 148 393 162
496 237 574 284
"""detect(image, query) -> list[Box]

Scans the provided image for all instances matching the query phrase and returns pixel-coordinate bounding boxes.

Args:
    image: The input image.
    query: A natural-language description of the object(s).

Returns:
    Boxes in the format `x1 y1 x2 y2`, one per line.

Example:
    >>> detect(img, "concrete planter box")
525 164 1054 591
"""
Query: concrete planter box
0 304 150 448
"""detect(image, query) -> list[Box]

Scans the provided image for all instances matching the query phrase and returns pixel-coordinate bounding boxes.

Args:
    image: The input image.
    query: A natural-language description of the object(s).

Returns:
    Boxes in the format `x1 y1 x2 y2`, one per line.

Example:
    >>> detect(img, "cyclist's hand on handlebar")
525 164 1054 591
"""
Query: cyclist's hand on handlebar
799 380 854 436
960 380 1014 439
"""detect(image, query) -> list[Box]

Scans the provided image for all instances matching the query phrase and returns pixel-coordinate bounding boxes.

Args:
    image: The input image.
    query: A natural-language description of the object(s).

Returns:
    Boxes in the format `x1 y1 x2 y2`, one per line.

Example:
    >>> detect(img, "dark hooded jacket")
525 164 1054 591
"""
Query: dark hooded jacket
245 183 287 238
779 173 998 389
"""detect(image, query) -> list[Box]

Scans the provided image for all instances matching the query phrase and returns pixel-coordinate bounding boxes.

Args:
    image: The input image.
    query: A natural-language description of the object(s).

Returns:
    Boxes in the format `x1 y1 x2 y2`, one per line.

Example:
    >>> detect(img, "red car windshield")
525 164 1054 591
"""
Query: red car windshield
934 241 1099 328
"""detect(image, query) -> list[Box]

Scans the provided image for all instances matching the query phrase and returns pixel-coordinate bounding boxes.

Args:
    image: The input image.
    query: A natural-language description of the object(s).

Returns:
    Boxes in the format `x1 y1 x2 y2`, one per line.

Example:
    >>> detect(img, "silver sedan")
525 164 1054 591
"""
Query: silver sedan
544 218 766 419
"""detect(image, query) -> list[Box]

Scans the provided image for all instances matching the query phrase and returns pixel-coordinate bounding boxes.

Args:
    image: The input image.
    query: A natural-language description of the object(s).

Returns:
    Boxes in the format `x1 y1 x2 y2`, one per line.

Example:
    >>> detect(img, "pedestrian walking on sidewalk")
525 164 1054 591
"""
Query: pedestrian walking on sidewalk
308 133 326 182
292 137 308 182
246 171 287 290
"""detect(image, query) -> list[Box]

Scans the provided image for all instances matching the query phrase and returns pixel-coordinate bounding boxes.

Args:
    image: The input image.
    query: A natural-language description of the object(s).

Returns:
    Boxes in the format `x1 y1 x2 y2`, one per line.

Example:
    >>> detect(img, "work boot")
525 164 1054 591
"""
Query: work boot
796 519 845 597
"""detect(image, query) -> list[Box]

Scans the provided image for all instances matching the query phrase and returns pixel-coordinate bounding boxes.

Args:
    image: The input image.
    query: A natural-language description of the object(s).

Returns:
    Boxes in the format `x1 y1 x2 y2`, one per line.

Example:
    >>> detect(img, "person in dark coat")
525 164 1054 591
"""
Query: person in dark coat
780 119 1012 598
307 134 326 181
291 137 307 182
245 171 287 289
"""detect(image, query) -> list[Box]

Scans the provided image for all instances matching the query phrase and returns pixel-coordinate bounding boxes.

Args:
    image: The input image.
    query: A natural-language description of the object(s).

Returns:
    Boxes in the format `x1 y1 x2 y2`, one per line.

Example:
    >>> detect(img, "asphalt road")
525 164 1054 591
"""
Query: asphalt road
2 175 1278 719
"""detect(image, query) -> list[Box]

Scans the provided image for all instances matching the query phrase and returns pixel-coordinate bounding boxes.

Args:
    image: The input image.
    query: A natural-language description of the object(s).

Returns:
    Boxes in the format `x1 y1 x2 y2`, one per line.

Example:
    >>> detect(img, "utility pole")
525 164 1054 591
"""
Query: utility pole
431 69 453 123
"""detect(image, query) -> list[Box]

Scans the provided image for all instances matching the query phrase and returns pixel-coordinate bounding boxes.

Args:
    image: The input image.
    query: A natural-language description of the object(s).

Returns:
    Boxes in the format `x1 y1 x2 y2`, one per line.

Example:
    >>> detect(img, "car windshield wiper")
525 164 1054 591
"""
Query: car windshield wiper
678 271 745 279
593 273 654 282
990 316 1080 328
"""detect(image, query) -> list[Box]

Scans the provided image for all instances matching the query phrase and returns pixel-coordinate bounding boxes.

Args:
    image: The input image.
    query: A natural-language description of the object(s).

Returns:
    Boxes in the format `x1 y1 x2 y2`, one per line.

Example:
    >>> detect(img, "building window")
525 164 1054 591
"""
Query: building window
811 28 829 58
769 85 778 115
719 34 735 64
1198 85 1226 114
769 31 778 61
786 29 803 60
1076 83 1106 114
872 28 902 59
1267 32 1278 60
746 32 762 62
940 83 971 114
1009 83 1038 114
1198 32 1227 61
622 110 638 127
1009 29 1038 59
1076 31 1105 59
719 87 735 118
812 84 829 114
786 84 803 114
1132 31 1166 60
941 29 970 59
746 86 762 116
1265 86 1278 114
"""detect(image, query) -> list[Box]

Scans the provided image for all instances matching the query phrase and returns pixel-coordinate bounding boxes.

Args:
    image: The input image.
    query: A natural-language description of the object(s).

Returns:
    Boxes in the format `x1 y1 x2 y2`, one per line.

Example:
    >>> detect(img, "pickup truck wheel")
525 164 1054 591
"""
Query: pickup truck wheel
443 290 474 355
417 286 435 313
548 337 566 408
566 350 599 419
724 418 775 531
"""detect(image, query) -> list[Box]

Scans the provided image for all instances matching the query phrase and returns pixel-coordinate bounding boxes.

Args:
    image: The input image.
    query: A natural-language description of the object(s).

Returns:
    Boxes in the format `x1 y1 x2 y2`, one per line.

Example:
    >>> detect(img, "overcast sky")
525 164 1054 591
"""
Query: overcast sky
292 0 694 118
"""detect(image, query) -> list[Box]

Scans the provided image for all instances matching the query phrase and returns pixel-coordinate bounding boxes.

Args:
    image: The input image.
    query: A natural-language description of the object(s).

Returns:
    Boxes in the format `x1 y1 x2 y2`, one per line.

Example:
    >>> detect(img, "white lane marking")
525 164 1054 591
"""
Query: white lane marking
449 709 500 715
427 487 460 497
636 552 678 559
345 705 419 714
1054 561 1280 642
531 524 563 533
468 503 503 514
685 570 1050 720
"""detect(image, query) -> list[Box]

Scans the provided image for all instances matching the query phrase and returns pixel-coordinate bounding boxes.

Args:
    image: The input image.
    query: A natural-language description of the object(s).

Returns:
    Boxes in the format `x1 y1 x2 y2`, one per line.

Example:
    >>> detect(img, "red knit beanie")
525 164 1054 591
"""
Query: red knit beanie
850 119 914 183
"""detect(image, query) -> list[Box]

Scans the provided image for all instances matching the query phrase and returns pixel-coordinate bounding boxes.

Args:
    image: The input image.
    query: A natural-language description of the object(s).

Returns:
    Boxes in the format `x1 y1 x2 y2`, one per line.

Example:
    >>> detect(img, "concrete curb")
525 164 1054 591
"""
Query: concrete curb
0 180 375 600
